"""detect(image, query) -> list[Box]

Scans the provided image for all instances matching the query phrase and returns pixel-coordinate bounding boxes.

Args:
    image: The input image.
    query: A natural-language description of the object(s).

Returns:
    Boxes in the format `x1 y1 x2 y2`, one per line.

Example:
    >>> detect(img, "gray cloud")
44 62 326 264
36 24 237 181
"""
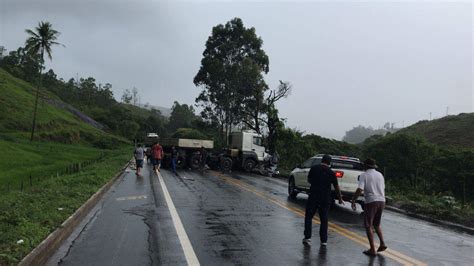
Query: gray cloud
1 0 472 139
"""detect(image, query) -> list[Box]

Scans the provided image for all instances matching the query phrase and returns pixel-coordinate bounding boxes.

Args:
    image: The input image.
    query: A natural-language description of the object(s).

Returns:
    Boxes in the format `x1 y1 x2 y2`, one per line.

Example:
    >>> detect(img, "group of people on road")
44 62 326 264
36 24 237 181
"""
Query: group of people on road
134 142 164 176
135 144 385 257
134 143 209 177
303 154 386 257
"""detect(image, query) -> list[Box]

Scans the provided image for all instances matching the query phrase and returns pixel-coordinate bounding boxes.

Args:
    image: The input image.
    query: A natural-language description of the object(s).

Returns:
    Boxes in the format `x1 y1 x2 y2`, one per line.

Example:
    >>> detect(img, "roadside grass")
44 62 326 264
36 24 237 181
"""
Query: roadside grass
0 146 131 264
386 189 474 228
0 138 106 190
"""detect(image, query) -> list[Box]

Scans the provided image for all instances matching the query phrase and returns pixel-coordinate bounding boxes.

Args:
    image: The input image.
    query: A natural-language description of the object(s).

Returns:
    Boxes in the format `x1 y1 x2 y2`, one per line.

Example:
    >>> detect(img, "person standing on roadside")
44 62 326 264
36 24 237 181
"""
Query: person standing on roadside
170 145 178 175
303 154 344 247
199 146 208 171
134 144 145 176
151 142 163 172
351 158 387 257
145 146 152 164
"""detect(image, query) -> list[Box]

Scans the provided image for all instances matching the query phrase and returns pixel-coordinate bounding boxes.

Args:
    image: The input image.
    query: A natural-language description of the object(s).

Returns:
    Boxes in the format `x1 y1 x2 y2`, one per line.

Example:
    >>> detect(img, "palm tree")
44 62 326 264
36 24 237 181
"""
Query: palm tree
25 21 63 141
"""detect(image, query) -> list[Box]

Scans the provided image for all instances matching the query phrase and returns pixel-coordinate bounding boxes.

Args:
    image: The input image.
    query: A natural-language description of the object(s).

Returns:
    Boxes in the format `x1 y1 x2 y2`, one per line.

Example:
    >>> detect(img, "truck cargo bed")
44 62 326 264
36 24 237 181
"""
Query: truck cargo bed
160 138 214 149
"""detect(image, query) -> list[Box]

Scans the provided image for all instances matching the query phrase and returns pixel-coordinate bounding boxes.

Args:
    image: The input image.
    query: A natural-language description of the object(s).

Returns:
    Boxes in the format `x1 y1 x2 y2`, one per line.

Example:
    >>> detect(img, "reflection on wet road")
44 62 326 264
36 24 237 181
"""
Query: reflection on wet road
51 162 474 265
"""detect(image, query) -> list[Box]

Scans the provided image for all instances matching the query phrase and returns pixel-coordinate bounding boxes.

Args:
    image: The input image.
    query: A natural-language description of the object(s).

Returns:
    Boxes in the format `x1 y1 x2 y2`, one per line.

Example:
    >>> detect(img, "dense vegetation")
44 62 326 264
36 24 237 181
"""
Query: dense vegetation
0 48 169 142
397 113 474 149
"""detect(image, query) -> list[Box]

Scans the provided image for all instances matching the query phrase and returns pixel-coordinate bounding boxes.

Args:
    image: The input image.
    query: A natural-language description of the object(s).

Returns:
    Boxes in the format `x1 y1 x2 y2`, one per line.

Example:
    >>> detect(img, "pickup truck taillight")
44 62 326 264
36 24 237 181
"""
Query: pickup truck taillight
335 171 344 178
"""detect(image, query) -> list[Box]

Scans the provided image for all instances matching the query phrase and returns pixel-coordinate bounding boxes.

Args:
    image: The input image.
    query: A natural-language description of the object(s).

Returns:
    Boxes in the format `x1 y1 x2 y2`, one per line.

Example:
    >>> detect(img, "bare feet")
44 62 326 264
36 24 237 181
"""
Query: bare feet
377 245 387 252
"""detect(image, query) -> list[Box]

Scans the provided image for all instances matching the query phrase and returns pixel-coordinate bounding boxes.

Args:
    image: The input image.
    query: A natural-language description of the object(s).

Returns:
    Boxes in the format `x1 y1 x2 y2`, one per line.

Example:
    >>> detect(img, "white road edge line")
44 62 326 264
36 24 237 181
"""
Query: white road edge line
156 171 200 266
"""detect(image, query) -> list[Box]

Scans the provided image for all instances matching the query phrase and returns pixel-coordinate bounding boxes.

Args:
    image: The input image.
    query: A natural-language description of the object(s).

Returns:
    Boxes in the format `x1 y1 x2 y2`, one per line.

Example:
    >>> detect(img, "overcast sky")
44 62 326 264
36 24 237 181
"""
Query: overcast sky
1 0 472 139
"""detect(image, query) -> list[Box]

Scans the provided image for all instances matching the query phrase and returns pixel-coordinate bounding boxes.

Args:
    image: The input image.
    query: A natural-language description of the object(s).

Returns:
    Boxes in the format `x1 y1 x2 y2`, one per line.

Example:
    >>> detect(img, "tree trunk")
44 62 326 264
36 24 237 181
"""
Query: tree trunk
30 62 43 142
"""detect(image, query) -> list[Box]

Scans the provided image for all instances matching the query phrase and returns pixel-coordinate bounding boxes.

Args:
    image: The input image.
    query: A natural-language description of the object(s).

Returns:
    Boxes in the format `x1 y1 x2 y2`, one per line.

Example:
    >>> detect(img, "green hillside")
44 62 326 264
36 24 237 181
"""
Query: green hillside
0 68 125 147
397 113 474 149
0 67 130 187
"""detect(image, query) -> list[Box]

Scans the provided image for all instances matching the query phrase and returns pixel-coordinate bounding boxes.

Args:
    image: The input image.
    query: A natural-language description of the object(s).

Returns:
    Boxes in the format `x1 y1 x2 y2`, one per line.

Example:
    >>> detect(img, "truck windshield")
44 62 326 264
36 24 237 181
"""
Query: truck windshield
331 160 363 170
253 136 262 146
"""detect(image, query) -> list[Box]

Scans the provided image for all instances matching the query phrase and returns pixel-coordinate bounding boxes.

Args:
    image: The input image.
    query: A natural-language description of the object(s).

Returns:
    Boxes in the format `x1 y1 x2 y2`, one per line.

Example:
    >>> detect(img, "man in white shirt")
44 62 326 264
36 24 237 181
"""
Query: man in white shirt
351 158 387 257
134 145 145 176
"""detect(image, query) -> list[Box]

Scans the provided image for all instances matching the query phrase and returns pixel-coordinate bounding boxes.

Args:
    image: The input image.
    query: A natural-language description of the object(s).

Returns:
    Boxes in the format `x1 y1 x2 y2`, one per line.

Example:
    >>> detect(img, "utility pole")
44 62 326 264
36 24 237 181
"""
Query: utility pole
429 112 432 120
0 46 5 59
446 106 449 116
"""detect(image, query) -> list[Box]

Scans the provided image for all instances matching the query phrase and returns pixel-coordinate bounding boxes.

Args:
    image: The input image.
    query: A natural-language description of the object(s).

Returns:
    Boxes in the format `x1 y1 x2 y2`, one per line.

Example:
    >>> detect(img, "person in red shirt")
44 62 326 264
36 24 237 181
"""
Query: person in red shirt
151 142 163 172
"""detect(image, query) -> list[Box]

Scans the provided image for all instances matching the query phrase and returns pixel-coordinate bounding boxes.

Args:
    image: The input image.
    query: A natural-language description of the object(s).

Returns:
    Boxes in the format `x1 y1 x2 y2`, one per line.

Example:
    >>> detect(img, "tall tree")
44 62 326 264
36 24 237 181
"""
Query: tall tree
194 18 269 144
25 21 63 141
121 89 132 103
263 81 291 154
169 101 196 132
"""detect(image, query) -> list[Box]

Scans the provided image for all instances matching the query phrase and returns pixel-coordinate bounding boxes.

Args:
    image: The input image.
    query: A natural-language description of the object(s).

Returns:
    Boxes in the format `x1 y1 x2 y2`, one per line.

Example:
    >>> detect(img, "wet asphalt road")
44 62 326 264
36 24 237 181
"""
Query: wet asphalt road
50 161 474 265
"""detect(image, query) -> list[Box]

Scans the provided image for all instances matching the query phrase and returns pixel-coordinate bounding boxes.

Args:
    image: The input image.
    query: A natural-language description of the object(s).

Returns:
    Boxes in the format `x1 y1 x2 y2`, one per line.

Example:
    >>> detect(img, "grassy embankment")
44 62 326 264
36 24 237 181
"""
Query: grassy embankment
0 68 132 263
0 146 131 263
386 185 474 227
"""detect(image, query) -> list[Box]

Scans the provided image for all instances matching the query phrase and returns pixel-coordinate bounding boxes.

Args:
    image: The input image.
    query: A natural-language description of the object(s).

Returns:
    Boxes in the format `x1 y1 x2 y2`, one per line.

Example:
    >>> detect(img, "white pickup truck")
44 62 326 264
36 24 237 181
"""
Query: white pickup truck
288 154 365 203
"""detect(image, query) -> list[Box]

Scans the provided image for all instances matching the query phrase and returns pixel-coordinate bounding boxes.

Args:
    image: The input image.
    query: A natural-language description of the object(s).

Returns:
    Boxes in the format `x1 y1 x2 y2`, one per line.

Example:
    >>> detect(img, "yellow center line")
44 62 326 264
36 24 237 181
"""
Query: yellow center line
214 172 426 266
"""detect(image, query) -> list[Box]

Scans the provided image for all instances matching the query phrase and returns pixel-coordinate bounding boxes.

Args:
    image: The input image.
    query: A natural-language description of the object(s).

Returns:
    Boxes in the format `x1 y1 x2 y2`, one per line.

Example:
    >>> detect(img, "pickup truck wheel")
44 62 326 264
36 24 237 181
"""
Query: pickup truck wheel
220 157 233 172
288 177 298 199
243 159 256 172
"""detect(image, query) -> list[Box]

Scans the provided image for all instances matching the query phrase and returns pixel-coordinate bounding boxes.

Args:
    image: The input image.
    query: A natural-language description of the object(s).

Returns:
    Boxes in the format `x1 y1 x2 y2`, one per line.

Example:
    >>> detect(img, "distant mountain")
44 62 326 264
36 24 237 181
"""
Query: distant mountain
396 113 474 149
343 124 399 144
137 103 172 117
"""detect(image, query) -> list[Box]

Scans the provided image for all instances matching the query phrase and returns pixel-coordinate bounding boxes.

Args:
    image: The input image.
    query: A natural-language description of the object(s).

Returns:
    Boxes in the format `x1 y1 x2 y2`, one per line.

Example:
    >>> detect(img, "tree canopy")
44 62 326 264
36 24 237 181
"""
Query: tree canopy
194 17 269 143
168 101 196 133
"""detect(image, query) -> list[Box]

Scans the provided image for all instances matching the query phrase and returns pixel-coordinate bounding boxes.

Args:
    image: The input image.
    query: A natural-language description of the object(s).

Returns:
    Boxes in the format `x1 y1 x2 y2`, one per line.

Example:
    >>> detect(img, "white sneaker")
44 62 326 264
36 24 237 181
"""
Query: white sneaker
302 238 311 246
321 242 327 246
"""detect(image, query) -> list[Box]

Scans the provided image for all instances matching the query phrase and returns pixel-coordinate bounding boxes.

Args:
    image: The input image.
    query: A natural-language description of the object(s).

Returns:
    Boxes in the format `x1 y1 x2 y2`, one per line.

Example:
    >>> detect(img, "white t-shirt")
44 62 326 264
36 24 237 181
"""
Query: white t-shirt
134 147 145 160
358 169 385 203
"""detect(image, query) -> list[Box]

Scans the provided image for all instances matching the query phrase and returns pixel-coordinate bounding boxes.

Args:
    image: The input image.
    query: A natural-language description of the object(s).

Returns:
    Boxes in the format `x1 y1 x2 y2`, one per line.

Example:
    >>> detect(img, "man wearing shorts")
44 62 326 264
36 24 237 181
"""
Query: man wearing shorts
134 145 145 176
351 158 387 257
151 142 163 172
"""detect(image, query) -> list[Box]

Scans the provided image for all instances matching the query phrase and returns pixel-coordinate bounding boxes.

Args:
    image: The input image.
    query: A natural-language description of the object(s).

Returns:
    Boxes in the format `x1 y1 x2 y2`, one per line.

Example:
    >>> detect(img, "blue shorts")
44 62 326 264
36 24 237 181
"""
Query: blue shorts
153 159 161 166
136 159 143 168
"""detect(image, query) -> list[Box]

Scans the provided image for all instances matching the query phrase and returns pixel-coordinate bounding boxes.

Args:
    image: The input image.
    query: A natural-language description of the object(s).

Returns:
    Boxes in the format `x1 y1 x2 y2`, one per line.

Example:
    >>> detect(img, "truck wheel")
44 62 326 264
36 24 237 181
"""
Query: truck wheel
220 157 233 172
189 154 201 170
288 177 298 199
176 157 185 169
243 159 256 172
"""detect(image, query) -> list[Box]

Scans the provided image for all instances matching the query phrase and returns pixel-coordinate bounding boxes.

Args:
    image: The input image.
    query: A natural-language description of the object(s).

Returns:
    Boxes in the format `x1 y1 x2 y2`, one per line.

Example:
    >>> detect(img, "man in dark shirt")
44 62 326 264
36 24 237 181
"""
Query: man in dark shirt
170 145 179 176
303 154 344 246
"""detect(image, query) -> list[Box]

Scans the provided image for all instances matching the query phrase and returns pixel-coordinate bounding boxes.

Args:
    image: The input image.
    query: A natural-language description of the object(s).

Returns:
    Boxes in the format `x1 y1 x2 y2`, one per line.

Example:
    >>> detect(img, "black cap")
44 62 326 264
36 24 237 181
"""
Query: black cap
364 158 378 169
322 154 332 164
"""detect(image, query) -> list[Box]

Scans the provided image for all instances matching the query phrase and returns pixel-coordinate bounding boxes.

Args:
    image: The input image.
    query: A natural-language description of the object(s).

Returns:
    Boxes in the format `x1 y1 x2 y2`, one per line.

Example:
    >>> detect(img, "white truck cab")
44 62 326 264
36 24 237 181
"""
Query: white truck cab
230 130 268 161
